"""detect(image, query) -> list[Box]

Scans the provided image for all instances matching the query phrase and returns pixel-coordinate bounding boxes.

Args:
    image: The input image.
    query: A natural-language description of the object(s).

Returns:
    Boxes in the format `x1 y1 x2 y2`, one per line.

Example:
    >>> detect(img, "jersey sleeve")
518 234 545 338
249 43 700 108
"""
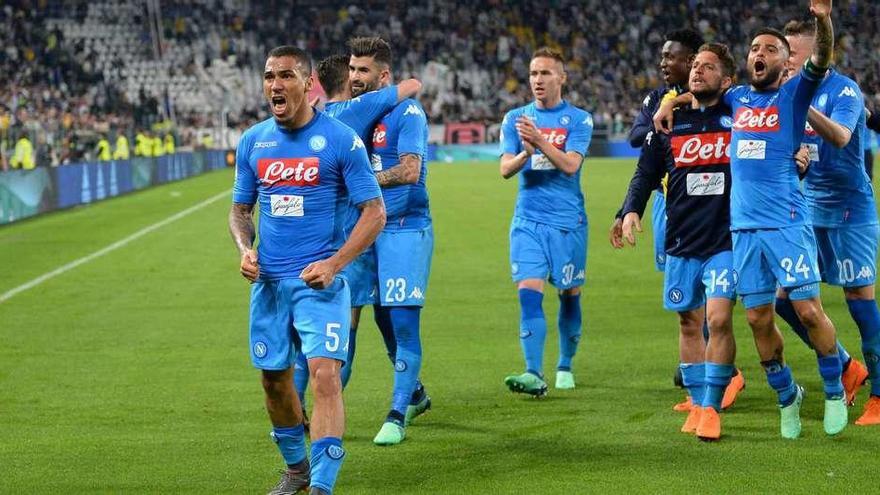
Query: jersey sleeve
621 131 666 218
628 91 658 147
396 103 428 157
499 111 521 155
342 132 382 206
232 132 257 204
829 81 863 133
566 111 593 156
361 86 399 123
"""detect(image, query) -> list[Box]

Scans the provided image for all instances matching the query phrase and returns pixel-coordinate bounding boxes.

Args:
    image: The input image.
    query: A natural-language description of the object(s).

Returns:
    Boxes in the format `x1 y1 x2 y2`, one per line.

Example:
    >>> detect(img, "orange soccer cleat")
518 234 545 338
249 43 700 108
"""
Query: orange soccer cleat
673 396 693 413
696 406 721 441
855 396 880 426
681 405 703 434
842 359 869 406
721 369 745 410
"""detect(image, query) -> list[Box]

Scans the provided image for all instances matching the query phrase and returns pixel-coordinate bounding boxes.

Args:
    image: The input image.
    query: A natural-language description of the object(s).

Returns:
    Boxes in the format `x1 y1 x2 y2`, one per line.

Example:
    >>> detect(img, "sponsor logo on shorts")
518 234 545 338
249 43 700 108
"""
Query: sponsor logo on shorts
857 265 874 280
733 107 780 132
253 341 268 358
394 359 407 372
327 445 345 460
257 158 320 187
575 269 585 281
269 194 304 217
736 139 766 160
409 287 424 300
668 288 683 304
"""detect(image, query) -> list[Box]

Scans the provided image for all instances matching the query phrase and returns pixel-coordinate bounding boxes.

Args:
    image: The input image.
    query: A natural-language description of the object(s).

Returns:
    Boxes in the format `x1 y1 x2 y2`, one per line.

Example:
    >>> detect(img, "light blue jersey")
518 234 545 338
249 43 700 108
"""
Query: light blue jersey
802 70 877 228
500 100 593 229
324 85 398 146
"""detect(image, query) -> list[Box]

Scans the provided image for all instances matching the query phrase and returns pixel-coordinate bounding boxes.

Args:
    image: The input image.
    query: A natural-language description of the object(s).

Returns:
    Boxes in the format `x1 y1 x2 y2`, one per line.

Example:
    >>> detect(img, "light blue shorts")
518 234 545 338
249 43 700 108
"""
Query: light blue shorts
341 245 378 307
663 250 737 312
509 216 587 289
733 225 821 309
815 224 879 288
249 277 351 370
374 226 434 307
652 192 667 272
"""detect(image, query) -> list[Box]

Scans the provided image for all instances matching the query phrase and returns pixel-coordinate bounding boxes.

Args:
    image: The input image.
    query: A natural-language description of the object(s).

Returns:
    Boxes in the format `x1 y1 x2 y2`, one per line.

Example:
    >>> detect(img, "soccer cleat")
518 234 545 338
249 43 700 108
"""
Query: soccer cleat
824 395 848 436
673 396 693 413
779 385 805 440
405 394 432 426
855 396 880 426
696 406 721 441
721 368 746 410
681 405 703 434
267 466 310 495
504 372 548 397
555 370 575 390
841 358 869 406
373 421 406 446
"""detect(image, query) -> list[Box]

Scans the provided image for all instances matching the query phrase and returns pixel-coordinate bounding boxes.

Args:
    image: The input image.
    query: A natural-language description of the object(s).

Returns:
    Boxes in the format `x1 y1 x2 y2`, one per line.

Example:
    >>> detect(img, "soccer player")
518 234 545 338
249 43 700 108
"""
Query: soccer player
656 0 843 439
229 45 385 494
618 43 738 440
780 19 879 425
346 36 433 446
499 47 593 396
291 54 422 411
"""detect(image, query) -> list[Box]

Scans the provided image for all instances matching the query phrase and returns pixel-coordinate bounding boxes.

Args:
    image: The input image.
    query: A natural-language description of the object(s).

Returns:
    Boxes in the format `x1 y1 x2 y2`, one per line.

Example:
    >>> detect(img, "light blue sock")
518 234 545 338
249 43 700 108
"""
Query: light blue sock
703 362 735 410
310 437 345 494
847 299 880 396
556 293 582 371
293 352 309 406
818 354 844 399
340 327 357 389
680 362 706 406
373 305 398 365
271 424 306 467
776 297 851 363
763 360 798 407
389 307 422 417
519 288 546 377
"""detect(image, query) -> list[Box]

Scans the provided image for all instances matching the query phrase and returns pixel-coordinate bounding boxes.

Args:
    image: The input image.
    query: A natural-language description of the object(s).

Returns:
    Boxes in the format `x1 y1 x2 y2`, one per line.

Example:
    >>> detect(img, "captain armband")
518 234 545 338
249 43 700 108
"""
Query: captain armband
803 59 829 80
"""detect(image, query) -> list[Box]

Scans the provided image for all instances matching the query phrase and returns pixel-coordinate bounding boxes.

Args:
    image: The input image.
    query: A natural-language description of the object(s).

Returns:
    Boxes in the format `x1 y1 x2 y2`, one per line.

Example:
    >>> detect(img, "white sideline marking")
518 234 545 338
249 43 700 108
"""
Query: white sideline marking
0 189 230 304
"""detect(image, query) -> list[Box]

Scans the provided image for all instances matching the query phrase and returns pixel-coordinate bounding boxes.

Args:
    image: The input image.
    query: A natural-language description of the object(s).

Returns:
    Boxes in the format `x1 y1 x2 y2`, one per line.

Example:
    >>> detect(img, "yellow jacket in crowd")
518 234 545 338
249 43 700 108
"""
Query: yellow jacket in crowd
114 135 130 160
96 138 111 161
10 137 35 170
164 134 175 154
152 136 165 157
135 132 151 157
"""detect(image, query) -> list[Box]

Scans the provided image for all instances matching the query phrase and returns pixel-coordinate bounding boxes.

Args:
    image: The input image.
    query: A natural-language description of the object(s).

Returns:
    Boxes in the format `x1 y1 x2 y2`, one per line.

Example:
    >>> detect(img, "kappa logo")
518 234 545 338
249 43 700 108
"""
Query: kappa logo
403 103 423 116
575 269 585 281
839 86 857 98
253 141 278 149
645 131 653 146
643 94 652 107
582 114 593 126
857 265 874 280
350 135 365 151
409 287 424 300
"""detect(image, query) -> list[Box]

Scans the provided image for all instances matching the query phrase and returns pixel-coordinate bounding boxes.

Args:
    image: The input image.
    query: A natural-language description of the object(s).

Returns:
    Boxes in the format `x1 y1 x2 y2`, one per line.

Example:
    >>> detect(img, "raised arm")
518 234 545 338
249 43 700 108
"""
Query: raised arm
810 0 834 70
396 78 422 103
807 107 851 148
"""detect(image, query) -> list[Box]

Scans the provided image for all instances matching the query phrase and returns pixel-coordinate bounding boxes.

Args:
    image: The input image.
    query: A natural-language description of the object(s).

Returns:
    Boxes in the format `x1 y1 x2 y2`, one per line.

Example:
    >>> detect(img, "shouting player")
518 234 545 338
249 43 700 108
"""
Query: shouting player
229 46 385 494
499 47 593 396
656 0 844 439
780 19 879 425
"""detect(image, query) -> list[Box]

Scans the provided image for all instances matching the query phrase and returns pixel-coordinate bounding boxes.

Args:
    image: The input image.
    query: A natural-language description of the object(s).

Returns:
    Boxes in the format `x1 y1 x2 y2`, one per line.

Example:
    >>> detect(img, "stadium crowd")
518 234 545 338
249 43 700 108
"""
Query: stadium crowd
2 0 880 168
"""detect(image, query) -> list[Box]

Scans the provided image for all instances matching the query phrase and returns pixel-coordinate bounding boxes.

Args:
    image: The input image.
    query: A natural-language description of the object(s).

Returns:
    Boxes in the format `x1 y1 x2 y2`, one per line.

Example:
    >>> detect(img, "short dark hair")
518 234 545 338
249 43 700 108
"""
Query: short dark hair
532 46 565 66
751 27 791 53
317 54 350 98
266 45 312 75
347 36 392 66
698 43 737 80
783 18 818 37
666 29 705 54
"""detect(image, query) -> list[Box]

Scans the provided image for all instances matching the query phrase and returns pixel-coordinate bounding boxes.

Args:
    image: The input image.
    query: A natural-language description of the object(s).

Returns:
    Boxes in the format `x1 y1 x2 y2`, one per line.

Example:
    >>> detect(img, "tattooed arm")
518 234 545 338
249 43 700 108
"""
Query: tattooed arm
375 153 421 186
810 0 834 70
228 202 259 281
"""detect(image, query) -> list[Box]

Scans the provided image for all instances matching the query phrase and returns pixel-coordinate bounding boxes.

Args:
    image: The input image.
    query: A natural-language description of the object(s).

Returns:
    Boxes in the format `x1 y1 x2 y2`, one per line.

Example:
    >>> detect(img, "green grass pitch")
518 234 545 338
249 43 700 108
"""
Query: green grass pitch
1 159 879 493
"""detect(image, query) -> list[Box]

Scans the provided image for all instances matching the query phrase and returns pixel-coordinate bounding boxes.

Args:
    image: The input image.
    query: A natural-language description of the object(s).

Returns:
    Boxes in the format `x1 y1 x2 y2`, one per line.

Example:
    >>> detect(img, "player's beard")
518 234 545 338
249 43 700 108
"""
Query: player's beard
350 78 379 98
749 62 784 91
691 86 722 104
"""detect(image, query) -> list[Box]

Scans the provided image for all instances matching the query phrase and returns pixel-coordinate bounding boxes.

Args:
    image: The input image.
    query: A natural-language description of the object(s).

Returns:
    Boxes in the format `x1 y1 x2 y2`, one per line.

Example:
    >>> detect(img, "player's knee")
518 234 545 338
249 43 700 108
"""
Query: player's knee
844 285 874 301
260 369 290 398
793 301 825 329
310 361 342 399
677 310 703 338
746 306 774 331
706 311 732 334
